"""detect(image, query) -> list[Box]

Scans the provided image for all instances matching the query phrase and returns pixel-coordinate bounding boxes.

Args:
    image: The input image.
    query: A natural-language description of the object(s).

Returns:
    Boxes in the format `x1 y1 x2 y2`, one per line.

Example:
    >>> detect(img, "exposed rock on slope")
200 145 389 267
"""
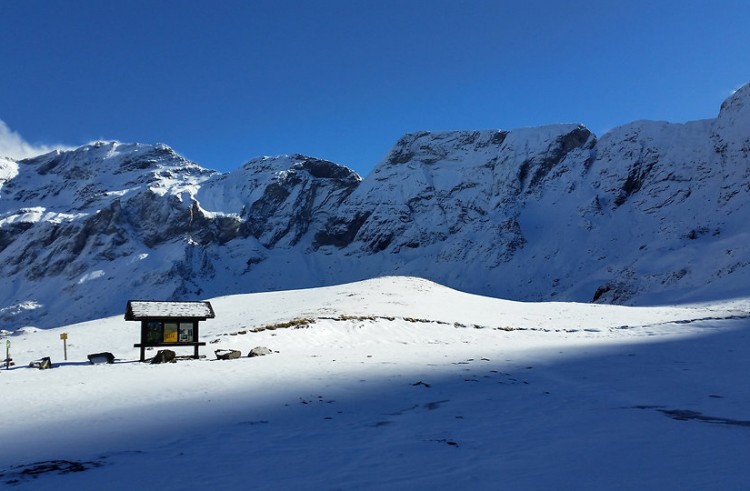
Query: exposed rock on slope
1 84 749 329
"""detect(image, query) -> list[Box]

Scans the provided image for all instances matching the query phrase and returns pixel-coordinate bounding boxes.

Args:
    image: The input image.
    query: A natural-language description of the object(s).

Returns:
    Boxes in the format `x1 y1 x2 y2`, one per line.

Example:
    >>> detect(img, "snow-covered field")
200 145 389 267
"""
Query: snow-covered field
2 276 750 489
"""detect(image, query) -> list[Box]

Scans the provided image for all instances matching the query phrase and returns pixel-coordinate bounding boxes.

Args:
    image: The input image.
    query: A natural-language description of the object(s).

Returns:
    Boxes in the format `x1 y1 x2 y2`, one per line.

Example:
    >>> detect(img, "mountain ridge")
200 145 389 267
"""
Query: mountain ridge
1 84 749 329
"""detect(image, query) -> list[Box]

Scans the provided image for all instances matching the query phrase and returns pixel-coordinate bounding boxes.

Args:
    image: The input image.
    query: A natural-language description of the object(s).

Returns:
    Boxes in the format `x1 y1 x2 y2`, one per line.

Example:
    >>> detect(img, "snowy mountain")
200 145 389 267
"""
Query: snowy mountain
1 84 750 329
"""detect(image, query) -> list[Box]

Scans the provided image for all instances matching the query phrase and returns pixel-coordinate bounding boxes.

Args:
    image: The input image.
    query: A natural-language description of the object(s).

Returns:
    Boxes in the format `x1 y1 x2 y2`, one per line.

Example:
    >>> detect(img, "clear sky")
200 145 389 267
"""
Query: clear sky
1 0 749 177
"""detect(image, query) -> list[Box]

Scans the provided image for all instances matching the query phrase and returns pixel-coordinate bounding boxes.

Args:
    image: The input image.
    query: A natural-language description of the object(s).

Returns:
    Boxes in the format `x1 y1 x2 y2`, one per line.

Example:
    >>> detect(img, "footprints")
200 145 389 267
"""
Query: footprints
1 459 105 485
426 438 459 447
237 420 269 426
370 421 393 427
657 409 750 427
299 396 335 405
633 405 750 428
452 357 491 365
423 400 449 410
258 356 535 456
453 357 532 385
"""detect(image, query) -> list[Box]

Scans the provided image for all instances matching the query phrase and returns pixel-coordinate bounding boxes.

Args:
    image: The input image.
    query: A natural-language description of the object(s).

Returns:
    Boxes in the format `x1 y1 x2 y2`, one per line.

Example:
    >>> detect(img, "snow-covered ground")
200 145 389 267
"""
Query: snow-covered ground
2 276 750 489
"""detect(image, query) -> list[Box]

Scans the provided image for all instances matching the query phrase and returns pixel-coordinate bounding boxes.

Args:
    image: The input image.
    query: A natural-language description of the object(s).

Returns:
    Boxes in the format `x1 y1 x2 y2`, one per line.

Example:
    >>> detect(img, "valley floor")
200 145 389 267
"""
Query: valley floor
2 277 749 490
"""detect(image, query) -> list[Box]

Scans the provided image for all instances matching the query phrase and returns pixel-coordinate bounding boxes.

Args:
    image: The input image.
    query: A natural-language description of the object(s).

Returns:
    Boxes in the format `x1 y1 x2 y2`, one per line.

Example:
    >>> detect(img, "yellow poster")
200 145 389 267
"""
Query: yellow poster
163 323 178 343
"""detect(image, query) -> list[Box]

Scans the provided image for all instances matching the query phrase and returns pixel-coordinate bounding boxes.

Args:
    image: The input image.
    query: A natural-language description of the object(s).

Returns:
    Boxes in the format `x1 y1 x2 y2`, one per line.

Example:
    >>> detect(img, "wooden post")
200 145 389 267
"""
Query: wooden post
193 321 200 359
60 333 68 361
140 321 146 362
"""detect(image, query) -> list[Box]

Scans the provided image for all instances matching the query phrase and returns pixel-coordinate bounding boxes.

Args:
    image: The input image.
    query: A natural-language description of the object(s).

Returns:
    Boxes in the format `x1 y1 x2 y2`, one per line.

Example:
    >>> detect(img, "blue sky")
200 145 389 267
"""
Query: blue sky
1 0 748 176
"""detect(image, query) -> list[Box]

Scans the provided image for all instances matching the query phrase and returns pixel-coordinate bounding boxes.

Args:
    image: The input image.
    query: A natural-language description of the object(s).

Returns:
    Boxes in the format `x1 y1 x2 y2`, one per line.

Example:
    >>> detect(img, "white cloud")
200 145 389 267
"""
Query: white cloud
0 119 74 160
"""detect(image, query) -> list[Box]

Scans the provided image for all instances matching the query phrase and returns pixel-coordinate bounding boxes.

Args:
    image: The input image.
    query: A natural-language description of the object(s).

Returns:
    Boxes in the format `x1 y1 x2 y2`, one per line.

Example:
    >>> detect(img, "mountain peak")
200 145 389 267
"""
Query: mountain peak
239 153 359 181
714 83 750 146
720 83 750 113
381 124 592 169
288 154 361 181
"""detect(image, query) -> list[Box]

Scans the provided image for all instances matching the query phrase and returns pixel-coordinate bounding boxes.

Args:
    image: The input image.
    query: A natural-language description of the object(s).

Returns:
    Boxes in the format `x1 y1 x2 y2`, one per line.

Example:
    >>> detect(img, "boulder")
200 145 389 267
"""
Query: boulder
215 349 241 360
150 349 176 364
248 346 273 358
87 352 115 364
29 356 52 369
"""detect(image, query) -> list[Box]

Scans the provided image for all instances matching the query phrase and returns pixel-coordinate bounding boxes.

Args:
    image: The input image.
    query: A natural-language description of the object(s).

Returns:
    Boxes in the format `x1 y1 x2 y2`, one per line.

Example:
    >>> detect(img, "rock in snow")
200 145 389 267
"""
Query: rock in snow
248 346 273 358
1 84 750 329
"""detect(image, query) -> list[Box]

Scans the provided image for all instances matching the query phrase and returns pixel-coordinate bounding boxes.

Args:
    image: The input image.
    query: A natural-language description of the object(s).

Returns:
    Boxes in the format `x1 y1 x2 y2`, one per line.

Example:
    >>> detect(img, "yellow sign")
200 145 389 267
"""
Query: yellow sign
163 324 178 343
60 333 68 340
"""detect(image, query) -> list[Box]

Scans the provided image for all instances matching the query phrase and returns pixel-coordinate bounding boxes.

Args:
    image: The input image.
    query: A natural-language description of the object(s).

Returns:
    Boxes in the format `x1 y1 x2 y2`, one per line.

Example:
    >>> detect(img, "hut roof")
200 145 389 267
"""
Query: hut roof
125 300 215 321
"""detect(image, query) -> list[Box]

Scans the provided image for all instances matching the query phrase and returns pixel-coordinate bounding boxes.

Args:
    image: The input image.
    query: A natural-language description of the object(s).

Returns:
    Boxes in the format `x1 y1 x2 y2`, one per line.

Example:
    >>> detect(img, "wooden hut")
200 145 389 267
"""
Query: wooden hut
125 300 215 362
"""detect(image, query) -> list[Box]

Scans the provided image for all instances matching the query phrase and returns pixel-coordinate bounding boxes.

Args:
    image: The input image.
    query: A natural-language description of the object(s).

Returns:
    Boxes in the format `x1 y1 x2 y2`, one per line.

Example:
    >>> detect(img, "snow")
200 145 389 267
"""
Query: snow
0 301 42 318
125 300 215 319
0 207 89 227
77 270 106 285
0 141 216 217
103 188 139 198
0 156 19 191
2 276 749 489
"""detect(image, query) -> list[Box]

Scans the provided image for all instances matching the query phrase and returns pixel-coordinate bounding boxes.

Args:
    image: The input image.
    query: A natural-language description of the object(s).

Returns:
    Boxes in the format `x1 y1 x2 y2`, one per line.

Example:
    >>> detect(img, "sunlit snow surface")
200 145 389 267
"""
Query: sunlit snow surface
2 277 750 489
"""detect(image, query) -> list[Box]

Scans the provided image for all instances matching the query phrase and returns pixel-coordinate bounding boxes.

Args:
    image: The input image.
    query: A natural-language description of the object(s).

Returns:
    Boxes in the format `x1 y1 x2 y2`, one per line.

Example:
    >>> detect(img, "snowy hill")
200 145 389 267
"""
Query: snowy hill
1 84 750 329
2 277 750 489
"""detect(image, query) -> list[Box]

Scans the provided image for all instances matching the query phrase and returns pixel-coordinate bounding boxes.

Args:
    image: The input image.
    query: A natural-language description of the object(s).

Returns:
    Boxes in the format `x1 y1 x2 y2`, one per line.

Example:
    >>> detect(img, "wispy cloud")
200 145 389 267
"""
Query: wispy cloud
0 119 74 160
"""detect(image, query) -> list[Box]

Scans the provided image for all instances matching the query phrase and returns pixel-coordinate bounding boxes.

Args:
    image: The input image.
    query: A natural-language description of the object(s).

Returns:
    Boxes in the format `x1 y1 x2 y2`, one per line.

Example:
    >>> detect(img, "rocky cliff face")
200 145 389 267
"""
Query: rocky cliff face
314 125 595 260
1 84 749 329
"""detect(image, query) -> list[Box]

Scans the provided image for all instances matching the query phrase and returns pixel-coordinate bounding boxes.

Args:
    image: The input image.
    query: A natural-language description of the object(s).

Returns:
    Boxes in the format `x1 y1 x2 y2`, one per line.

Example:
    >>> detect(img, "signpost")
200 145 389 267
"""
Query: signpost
4 339 10 369
60 333 68 361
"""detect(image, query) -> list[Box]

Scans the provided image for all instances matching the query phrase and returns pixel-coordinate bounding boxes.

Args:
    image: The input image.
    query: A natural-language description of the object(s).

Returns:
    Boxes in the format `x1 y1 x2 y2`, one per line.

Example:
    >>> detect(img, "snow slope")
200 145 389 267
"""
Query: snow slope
2 277 750 489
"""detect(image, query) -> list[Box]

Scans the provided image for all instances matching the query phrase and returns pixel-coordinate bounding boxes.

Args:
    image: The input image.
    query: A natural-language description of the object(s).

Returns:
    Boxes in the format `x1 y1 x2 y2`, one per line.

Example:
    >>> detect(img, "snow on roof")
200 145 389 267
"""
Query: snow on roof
125 300 215 320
